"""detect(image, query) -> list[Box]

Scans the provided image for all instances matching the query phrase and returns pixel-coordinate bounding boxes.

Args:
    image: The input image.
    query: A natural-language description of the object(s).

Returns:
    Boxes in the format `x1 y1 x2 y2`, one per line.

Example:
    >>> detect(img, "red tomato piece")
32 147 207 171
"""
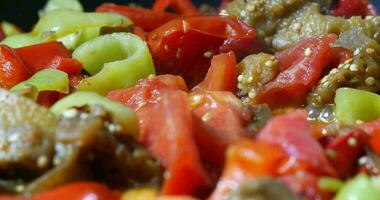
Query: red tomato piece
0 45 31 89
208 140 285 200
193 52 237 93
356 119 380 156
31 182 119 200
331 0 377 18
325 129 368 178
190 91 245 166
96 3 177 32
258 110 336 176
148 16 259 87
255 34 337 107
143 90 209 195
15 41 72 74
107 75 188 111
153 0 199 16
45 56 83 75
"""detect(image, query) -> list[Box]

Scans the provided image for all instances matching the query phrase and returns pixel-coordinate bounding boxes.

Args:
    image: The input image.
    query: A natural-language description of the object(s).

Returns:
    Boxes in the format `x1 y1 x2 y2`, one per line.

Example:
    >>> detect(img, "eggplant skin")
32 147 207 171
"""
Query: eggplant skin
0 89 162 194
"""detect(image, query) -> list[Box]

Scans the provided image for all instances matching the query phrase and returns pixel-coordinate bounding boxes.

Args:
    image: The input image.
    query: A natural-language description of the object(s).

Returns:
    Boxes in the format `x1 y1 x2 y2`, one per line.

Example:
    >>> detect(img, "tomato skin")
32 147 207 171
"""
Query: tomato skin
148 16 258 87
356 119 380 156
153 0 199 16
190 91 245 166
325 129 368 178
107 75 188 111
193 52 237 93
15 42 75 74
96 3 177 32
255 34 337 107
208 140 285 200
0 45 31 89
143 90 209 195
331 0 377 18
258 110 336 176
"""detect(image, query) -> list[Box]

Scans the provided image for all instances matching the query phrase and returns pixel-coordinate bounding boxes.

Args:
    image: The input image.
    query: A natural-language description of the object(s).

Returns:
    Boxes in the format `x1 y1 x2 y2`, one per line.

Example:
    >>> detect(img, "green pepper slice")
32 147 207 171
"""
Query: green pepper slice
73 32 155 95
1 33 42 48
11 69 69 99
32 9 132 41
335 88 380 124
41 0 83 14
334 174 380 200
51 91 139 136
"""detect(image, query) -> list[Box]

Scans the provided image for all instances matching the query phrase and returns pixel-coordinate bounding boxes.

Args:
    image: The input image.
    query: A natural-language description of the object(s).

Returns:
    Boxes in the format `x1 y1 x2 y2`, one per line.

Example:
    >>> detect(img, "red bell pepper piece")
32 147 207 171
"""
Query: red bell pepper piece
153 0 199 16
16 42 82 75
148 15 259 87
193 52 237 93
0 45 31 89
96 3 177 32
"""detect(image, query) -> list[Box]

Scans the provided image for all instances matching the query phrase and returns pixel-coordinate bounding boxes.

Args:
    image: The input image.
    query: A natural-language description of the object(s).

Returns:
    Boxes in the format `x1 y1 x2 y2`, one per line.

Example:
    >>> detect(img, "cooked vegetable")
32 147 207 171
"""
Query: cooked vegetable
335 88 380 124
51 91 139 136
147 15 259 87
1 34 42 48
334 174 380 200
40 0 84 14
0 45 31 89
73 33 155 95
11 69 69 99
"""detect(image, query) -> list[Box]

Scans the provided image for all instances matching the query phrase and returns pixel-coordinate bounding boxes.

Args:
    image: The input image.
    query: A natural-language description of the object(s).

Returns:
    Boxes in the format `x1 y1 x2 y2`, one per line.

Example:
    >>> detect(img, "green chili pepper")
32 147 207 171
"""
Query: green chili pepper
32 9 132 41
1 33 42 48
41 0 83 15
334 174 380 200
58 27 99 50
335 88 380 124
73 32 155 95
318 177 344 192
11 69 69 99
51 91 139 136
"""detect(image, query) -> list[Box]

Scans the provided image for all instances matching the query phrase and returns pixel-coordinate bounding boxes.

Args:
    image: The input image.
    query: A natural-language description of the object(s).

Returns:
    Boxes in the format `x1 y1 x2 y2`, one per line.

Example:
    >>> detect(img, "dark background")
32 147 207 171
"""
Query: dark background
0 0 379 31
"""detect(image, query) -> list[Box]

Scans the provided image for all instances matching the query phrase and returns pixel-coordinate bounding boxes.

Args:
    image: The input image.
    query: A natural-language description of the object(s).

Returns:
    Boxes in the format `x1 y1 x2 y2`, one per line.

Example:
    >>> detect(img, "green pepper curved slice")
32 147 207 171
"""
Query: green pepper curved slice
334 174 380 200
335 88 380 124
51 91 139 136
32 9 132 41
11 69 69 99
41 0 83 14
73 32 155 95
1 33 42 48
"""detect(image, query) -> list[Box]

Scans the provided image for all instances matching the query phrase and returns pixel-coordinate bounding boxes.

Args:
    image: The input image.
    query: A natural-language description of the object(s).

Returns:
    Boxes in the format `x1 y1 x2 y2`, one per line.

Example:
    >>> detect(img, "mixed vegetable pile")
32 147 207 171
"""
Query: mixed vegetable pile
0 0 379 199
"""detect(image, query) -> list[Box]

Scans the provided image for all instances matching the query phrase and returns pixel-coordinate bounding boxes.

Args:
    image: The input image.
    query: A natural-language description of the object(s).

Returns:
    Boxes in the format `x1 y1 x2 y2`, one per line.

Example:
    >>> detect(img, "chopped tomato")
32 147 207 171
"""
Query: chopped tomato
325 129 368 178
96 3 177 31
258 110 336 176
148 16 258 87
143 90 209 195
31 182 119 200
356 119 380 155
190 91 245 166
193 52 237 93
255 34 337 107
45 56 83 75
208 140 285 200
0 45 31 89
331 0 377 18
153 0 199 16
15 42 73 74
107 75 188 111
